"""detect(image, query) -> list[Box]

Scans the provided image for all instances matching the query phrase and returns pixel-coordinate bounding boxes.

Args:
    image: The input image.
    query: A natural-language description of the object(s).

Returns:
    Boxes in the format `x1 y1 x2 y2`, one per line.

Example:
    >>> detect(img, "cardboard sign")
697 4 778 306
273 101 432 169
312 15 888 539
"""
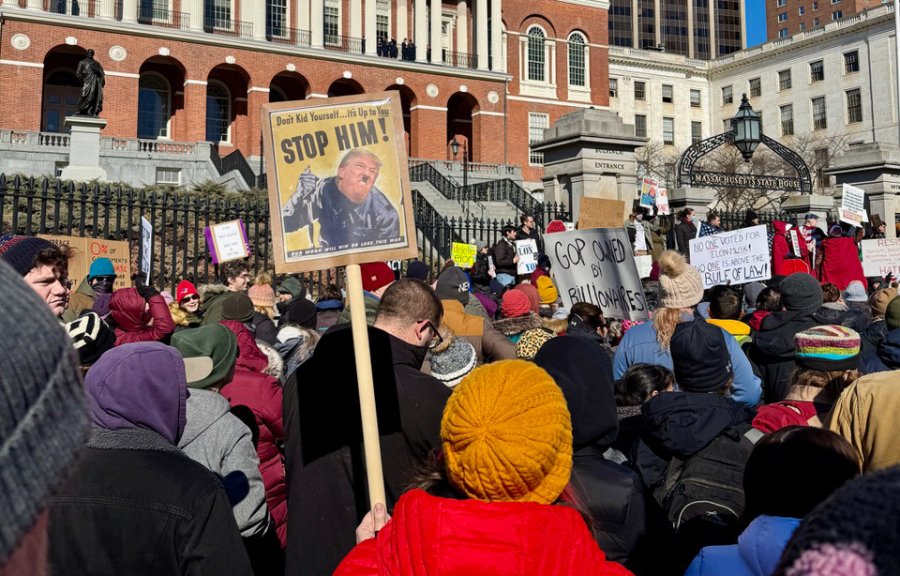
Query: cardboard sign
655 187 670 215
205 219 250 265
544 228 649 321
516 239 538 275
578 197 627 230
689 225 771 289
640 177 657 209
861 239 900 278
39 234 132 290
262 91 417 273
634 254 653 279
450 242 478 268
140 217 152 285
840 183 866 227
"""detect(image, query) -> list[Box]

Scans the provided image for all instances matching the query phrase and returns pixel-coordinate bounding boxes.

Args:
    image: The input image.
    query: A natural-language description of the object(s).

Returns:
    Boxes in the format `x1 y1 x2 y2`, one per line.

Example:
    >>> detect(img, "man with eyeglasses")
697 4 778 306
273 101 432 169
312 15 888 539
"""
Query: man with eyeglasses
200 260 252 325
0 235 72 318
284 278 451 575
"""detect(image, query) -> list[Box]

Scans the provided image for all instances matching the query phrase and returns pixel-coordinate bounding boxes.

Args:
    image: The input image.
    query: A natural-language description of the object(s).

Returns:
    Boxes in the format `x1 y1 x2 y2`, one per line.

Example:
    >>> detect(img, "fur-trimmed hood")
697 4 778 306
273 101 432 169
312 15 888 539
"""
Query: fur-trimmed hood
491 313 544 336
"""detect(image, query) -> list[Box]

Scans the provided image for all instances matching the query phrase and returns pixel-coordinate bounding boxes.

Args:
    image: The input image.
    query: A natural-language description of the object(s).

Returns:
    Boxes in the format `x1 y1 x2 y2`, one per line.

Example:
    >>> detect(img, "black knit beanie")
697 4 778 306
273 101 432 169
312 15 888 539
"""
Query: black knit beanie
670 319 734 393
779 273 824 316
0 235 57 276
0 260 89 564
436 267 471 305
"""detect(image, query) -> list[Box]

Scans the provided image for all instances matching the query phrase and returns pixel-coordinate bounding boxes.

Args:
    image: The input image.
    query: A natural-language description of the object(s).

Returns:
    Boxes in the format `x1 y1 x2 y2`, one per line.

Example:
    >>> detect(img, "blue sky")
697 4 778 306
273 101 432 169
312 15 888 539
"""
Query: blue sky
746 0 767 47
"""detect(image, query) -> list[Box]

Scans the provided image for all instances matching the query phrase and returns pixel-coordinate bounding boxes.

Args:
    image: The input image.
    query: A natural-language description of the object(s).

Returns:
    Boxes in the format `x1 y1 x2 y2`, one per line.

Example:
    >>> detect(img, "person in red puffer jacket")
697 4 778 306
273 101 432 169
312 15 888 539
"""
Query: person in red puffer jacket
108 286 175 346
218 320 287 549
334 360 633 576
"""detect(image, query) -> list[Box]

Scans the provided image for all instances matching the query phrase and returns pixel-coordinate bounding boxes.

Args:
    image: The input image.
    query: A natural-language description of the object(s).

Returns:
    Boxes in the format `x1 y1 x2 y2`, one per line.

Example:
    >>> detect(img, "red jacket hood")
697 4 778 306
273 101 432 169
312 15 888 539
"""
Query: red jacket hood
773 220 788 235
335 489 633 576
219 319 270 373
109 288 149 331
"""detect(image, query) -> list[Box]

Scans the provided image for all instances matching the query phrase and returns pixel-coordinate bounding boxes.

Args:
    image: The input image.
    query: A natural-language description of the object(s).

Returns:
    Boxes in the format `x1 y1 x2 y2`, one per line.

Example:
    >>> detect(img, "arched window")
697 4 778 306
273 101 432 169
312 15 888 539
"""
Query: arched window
137 73 171 139
206 81 231 143
527 26 545 82
568 32 586 87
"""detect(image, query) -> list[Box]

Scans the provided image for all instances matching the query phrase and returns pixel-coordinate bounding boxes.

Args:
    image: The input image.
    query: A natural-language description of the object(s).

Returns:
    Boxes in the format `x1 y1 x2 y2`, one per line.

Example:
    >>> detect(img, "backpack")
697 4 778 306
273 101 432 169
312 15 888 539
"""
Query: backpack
655 424 762 561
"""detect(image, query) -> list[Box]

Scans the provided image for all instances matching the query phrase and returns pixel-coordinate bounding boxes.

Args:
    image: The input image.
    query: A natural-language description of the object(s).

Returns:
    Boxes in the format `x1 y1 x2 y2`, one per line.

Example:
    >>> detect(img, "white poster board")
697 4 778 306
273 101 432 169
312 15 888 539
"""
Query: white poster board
516 239 538 275
655 187 670 215
840 183 866 227
140 216 152 285
634 255 653 279
689 224 771 289
861 239 900 278
208 219 250 264
544 228 649 321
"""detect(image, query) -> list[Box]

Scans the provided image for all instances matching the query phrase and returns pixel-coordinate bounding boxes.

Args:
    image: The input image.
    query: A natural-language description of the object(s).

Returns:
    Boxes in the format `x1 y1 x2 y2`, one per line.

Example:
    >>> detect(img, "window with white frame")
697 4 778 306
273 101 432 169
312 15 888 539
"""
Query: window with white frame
137 72 170 139
204 0 231 29
690 89 701 107
376 0 390 41
812 96 827 130
799 5 805 14
266 0 288 38
634 81 646 100
780 104 794 135
691 121 702 144
609 78 618 98
324 0 340 45
156 167 181 185
777 12 787 21
832 10 842 19
844 50 859 74
663 117 674 145
812 0 818 8
527 26 546 82
529 112 549 165
749 77 761 98
800 22 806 31
722 85 733 105
846 88 862 123
777 0 786 5
779 28 788 38
206 81 231 143
634 114 647 138
568 32 586 87
810 60 824 82
139 0 170 22
662 84 673 103
813 17 820 26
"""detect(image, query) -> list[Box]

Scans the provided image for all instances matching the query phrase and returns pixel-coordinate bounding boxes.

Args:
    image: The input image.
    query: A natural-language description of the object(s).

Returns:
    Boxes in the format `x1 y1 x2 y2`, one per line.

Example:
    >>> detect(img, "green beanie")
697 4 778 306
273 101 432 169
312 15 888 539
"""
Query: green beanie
277 276 304 299
171 325 238 389
886 296 900 330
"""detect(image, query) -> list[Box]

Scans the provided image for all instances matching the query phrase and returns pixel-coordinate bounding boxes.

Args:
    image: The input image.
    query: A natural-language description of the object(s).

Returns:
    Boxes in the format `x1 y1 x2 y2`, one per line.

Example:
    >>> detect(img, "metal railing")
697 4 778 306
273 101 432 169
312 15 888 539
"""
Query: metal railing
138 6 190 30
324 34 365 55
203 16 253 38
442 50 478 69
267 26 312 47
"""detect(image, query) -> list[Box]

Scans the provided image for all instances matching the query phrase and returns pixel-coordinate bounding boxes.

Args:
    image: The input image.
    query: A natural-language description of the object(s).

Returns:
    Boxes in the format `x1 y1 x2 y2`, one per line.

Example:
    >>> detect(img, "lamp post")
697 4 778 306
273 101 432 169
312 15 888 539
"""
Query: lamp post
450 137 469 215
731 93 762 162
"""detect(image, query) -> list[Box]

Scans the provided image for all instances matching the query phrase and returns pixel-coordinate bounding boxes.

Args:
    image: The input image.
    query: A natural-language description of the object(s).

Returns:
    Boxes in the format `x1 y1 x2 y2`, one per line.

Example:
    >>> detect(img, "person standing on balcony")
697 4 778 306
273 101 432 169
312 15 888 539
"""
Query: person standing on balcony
516 213 543 253
492 225 519 287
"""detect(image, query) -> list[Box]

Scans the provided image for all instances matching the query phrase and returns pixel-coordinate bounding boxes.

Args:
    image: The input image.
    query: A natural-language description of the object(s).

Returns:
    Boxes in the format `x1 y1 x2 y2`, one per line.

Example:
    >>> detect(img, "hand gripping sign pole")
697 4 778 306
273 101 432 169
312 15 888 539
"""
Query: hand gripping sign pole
345 263 386 509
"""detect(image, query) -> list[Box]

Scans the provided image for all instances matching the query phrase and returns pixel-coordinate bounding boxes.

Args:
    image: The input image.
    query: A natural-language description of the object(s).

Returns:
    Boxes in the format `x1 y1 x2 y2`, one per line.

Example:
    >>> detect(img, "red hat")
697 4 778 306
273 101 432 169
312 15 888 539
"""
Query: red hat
501 289 532 318
546 220 567 234
176 280 199 303
360 262 395 293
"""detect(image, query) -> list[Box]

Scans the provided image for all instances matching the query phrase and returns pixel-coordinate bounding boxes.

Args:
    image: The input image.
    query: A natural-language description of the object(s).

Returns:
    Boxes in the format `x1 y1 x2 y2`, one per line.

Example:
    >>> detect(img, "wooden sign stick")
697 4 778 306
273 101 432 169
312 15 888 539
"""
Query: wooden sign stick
345 263 387 510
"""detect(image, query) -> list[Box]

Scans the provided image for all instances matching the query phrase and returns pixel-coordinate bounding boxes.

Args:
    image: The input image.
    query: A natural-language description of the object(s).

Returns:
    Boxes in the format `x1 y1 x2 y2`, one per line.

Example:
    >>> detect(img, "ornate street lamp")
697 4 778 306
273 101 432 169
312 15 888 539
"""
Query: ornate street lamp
731 93 761 162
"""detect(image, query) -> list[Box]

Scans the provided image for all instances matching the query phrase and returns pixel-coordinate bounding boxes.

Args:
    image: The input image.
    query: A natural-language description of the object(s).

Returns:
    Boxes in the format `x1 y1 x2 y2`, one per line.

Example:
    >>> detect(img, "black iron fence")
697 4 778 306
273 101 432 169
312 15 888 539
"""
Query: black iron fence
0 174 566 294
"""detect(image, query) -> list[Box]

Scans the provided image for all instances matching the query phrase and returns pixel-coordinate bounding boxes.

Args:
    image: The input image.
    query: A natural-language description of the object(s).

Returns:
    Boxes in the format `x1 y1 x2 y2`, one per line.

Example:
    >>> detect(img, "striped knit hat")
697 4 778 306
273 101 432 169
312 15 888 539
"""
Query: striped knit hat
794 325 861 371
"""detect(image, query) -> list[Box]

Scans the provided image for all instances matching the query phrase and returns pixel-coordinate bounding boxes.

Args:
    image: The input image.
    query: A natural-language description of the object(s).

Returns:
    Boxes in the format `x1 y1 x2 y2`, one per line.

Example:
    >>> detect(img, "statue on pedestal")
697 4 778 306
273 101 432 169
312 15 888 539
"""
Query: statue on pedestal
76 49 105 117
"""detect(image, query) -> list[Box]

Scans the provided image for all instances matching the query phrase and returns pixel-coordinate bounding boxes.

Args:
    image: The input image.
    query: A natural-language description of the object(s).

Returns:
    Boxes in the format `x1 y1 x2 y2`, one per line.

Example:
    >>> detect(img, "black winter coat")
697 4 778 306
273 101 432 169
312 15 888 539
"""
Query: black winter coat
492 238 517 276
283 324 451 576
861 319 889 355
748 310 820 403
49 429 252 576
674 220 697 260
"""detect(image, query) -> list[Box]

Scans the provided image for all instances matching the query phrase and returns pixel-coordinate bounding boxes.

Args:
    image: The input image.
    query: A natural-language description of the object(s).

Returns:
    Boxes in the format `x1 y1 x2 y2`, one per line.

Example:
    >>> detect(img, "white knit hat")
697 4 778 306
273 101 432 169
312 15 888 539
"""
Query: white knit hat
657 250 704 309
430 338 477 388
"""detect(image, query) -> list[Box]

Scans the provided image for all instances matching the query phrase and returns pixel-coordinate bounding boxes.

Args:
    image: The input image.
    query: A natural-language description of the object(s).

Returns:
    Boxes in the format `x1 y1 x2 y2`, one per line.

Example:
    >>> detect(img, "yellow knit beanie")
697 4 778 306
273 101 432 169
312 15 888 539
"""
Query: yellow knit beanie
441 360 573 505
536 275 559 305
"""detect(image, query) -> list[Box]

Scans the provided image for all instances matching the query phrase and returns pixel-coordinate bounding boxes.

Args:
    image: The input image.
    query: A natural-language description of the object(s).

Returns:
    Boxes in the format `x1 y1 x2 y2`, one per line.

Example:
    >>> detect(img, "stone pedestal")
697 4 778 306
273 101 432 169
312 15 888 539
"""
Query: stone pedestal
532 108 647 222
668 187 717 221
61 116 108 182
826 142 900 238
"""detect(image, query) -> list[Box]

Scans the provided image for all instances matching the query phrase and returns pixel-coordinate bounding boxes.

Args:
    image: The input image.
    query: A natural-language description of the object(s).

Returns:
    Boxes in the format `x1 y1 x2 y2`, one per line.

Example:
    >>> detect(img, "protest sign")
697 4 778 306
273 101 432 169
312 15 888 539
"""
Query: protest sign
578 197 627 230
861 239 900 277
689 225 771 289
640 177 657 209
39 234 132 290
262 91 416 273
840 183 866 227
205 219 250 265
516 239 538 275
634 254 653 279
545 228 649 321
655 187 670 215
450 242 478 268
140 217 152 284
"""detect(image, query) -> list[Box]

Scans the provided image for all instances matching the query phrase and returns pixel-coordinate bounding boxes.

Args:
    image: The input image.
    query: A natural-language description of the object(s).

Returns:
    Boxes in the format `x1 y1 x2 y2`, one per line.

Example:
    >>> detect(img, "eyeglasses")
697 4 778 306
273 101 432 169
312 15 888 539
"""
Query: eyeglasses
423 320 443 349
182 295 200 303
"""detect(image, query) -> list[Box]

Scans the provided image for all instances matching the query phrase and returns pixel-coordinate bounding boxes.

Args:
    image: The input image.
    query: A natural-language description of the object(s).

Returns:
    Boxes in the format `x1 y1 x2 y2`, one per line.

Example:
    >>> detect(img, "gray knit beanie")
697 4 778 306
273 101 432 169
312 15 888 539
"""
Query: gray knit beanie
0 260 89 564
779 273 824 316
430 337 477 388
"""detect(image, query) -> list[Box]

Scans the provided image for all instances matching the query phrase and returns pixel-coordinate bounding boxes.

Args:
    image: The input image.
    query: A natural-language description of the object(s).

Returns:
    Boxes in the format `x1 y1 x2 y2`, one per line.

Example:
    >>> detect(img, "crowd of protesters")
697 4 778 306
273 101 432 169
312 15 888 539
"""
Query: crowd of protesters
2 204 900 576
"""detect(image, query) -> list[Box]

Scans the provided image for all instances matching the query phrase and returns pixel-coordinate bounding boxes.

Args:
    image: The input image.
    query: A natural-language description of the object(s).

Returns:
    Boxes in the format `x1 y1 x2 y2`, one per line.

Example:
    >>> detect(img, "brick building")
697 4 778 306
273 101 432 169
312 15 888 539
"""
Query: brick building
0 0 609 188
766 0 882 40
